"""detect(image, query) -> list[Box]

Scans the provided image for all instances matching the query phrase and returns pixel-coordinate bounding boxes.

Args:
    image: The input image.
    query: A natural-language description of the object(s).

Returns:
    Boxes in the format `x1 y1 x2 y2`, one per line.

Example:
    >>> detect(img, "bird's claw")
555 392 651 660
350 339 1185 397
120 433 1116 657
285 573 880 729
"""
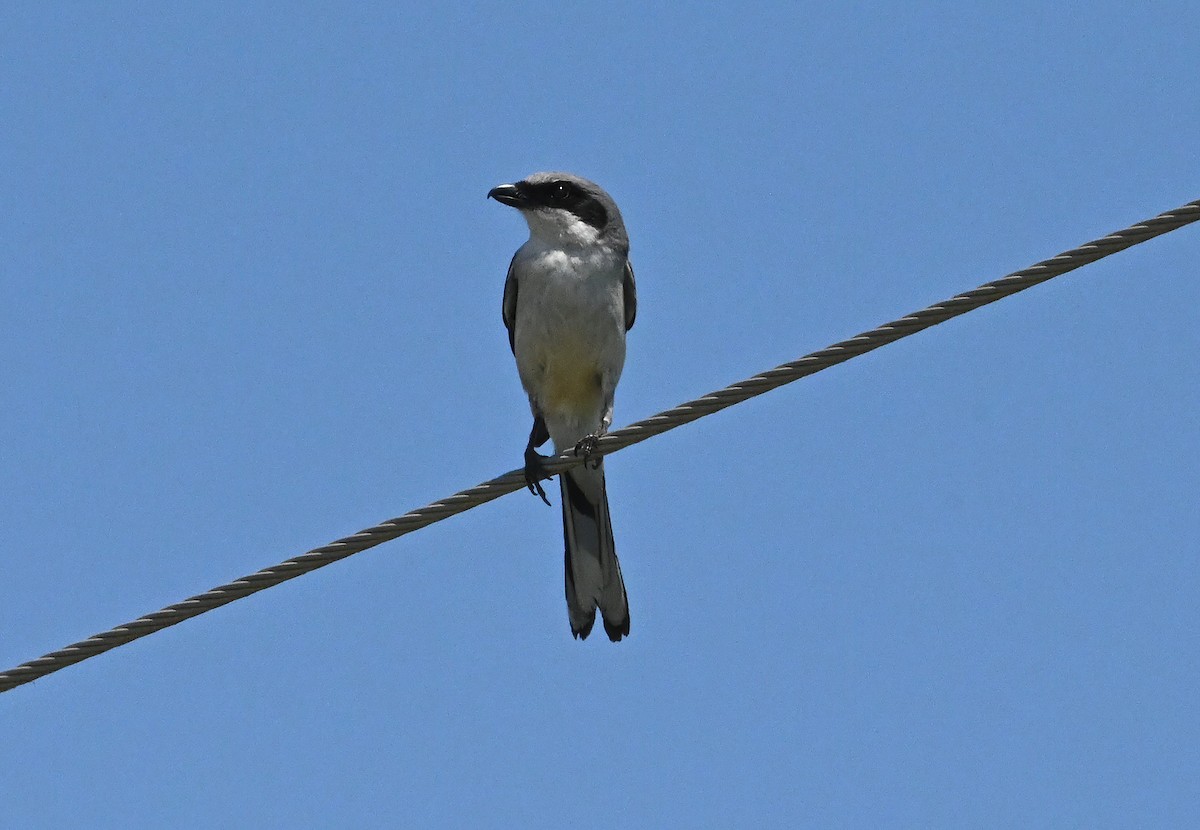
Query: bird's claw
573 434 603 469
523 447 552 507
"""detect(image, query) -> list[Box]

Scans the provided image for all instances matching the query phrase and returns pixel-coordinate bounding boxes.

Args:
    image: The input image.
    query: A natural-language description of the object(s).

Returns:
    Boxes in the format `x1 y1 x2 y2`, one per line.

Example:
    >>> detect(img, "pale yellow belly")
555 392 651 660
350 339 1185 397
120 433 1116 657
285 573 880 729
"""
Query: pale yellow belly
536 337 603 413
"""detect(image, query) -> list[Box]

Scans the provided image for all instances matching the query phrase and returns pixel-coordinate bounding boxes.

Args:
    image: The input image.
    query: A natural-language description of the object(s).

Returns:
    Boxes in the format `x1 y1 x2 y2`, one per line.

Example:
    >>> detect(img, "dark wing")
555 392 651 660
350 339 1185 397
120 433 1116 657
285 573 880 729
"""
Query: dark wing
502 255 518 354
622 260 637 331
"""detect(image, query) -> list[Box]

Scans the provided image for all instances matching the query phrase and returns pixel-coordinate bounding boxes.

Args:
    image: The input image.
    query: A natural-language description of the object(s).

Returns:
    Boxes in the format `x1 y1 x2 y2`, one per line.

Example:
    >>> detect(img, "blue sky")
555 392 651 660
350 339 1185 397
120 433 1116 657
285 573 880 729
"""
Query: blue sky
3 3 1198 827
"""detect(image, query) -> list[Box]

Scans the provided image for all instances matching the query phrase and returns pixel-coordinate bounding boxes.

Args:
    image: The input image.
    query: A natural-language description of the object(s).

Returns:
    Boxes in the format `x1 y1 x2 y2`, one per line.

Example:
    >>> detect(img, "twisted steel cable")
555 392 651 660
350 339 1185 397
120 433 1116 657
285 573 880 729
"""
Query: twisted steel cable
2 198 1197 694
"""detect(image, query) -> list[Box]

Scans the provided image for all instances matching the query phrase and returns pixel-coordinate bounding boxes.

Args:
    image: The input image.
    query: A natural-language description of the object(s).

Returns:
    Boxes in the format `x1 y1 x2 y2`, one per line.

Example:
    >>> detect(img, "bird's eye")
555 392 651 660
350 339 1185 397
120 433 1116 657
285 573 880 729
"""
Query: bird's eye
550 182 571 202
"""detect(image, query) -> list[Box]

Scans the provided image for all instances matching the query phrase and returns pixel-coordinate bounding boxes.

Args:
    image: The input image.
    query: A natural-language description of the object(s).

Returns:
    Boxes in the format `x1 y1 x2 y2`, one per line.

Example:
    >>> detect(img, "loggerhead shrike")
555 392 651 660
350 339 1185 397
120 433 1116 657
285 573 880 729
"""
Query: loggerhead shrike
488 172 636 642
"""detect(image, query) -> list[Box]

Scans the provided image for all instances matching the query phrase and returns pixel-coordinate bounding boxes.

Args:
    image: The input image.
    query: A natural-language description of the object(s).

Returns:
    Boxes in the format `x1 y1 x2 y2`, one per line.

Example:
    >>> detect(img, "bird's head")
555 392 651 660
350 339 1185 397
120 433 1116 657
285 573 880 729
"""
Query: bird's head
489 172 627 251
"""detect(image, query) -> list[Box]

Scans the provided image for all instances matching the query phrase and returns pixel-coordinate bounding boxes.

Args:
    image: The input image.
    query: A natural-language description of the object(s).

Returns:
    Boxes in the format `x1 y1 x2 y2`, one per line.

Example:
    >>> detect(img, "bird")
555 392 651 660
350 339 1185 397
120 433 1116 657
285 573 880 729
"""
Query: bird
488 172 636 642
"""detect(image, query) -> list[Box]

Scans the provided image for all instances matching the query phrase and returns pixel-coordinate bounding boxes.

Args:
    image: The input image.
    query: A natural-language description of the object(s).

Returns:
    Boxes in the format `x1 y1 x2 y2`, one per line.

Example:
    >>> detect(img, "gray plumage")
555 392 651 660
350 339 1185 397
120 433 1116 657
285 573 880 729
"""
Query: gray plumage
489 172 635 641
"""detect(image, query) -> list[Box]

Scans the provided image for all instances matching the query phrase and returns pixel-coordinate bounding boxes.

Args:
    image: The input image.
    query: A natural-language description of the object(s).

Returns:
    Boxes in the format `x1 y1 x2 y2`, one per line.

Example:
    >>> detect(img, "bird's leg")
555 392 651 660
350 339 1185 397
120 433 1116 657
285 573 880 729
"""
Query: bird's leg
524 446 551 506
573 428 606 470
524 414 552 506
574 390 613 470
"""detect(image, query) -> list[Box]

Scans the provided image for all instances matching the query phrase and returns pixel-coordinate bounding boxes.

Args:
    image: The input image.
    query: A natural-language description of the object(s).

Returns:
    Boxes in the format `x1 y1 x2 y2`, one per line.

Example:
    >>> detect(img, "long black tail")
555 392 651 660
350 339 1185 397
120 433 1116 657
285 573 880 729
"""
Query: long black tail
560 459 629 641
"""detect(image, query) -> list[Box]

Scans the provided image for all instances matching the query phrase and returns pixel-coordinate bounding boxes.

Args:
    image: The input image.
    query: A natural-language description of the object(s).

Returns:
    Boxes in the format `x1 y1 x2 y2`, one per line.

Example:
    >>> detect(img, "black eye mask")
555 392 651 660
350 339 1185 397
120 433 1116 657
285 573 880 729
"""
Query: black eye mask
523 180 609 230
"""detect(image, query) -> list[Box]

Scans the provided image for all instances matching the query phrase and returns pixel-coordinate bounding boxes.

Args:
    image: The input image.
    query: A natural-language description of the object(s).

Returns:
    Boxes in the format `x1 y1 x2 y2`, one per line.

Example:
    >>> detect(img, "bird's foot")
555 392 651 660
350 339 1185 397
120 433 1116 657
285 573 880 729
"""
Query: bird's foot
573 434 603 469
523 445 552 506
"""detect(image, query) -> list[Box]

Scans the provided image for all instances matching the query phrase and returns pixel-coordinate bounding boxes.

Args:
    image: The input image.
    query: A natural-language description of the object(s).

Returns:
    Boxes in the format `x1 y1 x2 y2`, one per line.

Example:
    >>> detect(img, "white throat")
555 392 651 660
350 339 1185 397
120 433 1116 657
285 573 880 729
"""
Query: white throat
522 208 603 250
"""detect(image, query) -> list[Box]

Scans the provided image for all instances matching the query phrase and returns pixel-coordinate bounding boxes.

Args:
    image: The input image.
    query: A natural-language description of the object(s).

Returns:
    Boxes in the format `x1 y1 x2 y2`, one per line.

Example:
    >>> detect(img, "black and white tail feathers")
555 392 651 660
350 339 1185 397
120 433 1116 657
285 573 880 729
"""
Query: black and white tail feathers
560 460 629 641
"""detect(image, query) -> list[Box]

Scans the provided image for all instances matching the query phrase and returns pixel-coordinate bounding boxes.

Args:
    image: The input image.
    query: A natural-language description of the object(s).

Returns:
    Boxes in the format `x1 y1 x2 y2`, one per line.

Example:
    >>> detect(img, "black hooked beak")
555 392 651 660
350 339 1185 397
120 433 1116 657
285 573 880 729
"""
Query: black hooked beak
487 183 526 208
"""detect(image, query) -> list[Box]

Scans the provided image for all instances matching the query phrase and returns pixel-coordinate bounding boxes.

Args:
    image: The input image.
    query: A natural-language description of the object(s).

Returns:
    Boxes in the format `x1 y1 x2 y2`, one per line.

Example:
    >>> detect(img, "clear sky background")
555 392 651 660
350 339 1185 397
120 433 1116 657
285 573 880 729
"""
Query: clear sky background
3 4 1198 827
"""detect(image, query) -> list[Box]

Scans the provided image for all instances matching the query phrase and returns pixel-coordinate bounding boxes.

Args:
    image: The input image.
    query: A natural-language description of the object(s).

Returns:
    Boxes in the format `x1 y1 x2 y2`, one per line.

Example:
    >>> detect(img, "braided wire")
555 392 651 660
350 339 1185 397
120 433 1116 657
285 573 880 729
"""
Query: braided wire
2 198 1197 694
